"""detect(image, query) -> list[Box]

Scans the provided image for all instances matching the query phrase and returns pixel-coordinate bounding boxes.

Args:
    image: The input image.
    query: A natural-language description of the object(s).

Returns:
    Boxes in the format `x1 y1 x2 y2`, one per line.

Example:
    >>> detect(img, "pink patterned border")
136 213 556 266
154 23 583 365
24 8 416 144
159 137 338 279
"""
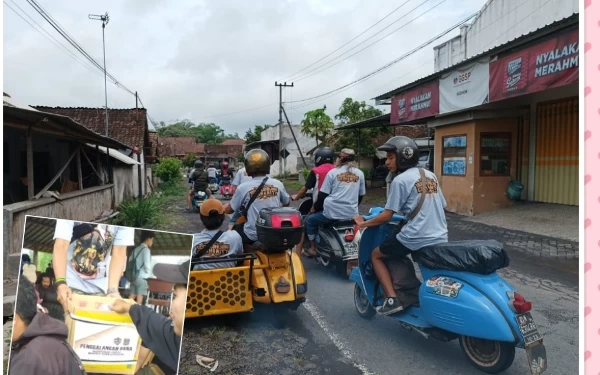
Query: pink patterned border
585 0 597 373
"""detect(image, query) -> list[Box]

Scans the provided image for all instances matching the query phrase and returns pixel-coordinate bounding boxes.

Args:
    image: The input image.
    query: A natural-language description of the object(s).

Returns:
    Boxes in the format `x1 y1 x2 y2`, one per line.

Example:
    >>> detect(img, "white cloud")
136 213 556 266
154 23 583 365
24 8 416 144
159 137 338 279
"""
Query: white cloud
4 0 485 136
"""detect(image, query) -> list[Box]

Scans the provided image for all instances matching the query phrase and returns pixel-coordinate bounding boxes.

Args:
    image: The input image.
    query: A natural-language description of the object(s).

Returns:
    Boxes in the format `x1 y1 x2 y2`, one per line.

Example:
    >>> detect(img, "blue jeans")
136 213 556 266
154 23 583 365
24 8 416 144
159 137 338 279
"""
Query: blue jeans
306 212 334 240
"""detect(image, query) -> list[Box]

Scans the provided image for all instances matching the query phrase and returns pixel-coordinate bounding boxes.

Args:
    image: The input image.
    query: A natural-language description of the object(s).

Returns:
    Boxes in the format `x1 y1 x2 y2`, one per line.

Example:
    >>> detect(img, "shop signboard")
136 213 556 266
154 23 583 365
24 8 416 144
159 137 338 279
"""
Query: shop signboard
489 28 579 102
439 58 489 113
390 80 439 124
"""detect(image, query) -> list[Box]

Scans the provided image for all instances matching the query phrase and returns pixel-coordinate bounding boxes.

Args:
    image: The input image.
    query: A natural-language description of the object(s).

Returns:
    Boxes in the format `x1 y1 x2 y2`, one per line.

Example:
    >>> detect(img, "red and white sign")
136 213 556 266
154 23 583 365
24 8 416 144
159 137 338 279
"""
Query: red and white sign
390 80 439 124
489 29 579 102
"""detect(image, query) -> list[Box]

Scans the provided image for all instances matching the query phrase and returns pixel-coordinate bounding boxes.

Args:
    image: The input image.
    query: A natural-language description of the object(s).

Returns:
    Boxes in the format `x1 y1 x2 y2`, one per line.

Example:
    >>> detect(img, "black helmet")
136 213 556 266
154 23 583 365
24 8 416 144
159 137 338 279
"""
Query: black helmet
194 160 203 169
314 147 334 166
377 136 419 171
244 149 270 176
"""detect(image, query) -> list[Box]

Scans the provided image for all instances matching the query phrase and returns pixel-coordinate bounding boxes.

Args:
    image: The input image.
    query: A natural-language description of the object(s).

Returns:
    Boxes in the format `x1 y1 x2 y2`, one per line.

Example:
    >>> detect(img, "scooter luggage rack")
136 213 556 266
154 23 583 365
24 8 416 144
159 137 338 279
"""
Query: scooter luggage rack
187 253 257 318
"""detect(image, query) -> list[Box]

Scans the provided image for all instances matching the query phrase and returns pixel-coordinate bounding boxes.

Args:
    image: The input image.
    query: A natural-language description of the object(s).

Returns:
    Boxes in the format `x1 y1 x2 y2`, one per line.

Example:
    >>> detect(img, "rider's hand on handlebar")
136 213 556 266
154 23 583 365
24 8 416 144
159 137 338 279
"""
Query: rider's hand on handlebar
291 194 298 201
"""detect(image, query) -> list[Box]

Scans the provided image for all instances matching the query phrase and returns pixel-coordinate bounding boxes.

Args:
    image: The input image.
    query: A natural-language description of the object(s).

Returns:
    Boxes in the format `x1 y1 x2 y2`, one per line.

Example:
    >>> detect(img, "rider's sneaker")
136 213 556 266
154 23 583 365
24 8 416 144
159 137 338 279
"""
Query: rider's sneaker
377 297 404 316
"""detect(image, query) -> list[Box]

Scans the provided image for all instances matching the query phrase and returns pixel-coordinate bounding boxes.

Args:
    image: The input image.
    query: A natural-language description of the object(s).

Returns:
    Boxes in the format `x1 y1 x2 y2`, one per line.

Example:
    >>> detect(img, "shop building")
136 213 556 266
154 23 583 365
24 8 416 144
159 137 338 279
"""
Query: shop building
372 7 578 216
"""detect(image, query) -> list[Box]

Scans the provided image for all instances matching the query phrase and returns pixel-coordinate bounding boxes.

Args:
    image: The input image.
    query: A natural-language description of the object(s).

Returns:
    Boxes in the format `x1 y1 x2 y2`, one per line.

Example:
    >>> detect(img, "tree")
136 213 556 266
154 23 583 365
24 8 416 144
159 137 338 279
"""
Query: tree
182 152 197 168
156 120 237 144
334 98 386 159
300 108 334 144
244 125 269 144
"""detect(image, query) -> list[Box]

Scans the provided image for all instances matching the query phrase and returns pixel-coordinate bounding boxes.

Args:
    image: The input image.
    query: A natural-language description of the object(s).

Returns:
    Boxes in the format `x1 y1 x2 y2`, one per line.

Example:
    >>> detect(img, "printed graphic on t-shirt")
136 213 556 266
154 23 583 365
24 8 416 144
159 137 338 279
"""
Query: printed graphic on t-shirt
415 177 439 194
248 184 279 200
195 241 231 257
336 171 360 184
71 230 112 278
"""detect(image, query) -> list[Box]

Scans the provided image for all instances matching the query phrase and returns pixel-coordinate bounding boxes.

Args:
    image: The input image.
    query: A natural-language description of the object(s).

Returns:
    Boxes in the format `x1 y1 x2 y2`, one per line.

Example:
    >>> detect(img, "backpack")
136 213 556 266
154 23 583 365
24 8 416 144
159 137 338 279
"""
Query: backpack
125 247 146 283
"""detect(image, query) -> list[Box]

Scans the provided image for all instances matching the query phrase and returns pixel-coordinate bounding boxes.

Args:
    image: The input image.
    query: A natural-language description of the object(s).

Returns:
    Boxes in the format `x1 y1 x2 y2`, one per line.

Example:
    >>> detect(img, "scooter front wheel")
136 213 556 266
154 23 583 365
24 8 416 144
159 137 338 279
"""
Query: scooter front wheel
459 336 515 374
354 284 376 319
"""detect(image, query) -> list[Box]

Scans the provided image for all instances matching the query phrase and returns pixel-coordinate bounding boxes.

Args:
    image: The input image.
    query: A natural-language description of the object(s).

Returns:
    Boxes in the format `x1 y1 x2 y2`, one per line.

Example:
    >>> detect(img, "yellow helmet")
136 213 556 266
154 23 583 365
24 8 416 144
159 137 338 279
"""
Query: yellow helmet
244 149 270 176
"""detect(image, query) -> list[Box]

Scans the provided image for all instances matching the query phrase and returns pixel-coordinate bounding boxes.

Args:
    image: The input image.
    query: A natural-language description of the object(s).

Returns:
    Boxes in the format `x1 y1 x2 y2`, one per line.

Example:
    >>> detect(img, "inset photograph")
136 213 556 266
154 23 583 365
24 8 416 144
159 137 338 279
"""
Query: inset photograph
7 216 193 375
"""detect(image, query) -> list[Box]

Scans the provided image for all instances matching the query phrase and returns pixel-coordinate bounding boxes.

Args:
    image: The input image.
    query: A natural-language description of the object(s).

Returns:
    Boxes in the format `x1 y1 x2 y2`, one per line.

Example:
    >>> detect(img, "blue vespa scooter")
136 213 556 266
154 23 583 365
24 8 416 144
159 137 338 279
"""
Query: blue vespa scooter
350 207 548 375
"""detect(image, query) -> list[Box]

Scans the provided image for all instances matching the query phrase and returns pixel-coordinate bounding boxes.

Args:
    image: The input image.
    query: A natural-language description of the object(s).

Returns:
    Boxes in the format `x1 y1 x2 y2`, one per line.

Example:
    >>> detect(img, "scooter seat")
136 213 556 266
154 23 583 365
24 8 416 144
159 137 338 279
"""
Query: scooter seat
412 240 509 275
322 219 356 228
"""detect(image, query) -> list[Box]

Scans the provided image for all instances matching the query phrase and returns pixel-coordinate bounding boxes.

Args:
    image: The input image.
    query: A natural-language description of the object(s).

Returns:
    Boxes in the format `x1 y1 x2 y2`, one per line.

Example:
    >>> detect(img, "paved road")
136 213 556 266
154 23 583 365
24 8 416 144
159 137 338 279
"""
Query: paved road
169 193 578 374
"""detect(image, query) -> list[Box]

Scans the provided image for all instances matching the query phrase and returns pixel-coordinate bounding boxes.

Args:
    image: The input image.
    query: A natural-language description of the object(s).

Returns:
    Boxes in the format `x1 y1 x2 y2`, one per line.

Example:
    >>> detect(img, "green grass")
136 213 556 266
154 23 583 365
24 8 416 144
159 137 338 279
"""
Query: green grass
111 194 166 229
283 180 303 192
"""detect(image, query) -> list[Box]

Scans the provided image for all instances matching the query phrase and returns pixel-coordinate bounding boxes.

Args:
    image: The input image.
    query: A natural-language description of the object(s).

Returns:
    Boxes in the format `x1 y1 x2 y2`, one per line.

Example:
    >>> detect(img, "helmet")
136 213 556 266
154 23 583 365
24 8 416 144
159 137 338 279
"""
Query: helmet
222 161 229 169
194 160 204 169
314 147 334 166
377 136 419 171
244 149 270 176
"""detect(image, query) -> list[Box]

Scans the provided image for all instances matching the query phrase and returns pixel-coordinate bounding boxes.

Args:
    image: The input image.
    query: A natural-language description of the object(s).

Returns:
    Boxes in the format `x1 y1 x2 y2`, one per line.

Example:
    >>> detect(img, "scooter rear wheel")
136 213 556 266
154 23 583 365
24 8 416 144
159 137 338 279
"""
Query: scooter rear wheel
459 336 515 374
354 284 376 319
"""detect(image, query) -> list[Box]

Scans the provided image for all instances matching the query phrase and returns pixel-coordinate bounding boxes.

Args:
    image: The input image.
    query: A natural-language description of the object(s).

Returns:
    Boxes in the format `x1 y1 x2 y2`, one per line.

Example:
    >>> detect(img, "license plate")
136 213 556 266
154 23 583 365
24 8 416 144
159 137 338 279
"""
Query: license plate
526 342 548 374
343 242 359 257
516 312 543 347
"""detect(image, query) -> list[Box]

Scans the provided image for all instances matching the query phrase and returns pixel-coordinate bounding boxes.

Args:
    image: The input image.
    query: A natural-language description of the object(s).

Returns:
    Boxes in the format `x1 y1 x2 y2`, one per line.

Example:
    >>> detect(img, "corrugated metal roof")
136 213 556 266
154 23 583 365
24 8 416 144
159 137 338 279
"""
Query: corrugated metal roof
86 144 140 165
465 0 578 60
373 14 578 102
23 216 193 256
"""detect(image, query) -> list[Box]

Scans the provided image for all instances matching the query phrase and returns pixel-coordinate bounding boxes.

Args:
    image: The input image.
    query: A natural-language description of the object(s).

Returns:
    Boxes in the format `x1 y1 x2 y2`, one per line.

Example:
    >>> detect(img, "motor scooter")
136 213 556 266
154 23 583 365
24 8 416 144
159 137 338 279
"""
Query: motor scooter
298 195 361 278
351 207 547 375
208 177 219 194
191 190 208 211
220 175 232 199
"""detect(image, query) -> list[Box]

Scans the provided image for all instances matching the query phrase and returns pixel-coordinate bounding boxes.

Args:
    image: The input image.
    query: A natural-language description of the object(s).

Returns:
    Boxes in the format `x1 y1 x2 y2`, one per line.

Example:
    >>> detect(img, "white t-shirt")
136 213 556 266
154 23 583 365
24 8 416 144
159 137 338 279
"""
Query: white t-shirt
207 168 217 179
53 220 135 294
192 230 243 270
232 168 253 186
230 176 290 241
385 167 448 251
320 165 366 220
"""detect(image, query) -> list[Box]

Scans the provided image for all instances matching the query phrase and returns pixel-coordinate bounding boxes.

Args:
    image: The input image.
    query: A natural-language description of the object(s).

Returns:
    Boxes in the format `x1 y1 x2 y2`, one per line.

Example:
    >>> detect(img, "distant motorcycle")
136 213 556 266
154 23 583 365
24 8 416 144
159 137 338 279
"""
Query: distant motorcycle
208 178 219 194
220 175 232 199
191 190 208 211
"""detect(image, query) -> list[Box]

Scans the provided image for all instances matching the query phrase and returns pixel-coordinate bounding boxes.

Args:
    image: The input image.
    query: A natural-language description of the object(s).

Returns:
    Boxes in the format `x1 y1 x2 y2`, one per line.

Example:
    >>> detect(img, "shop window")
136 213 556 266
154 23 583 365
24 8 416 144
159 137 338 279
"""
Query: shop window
480 133 511 176
442 135 467 176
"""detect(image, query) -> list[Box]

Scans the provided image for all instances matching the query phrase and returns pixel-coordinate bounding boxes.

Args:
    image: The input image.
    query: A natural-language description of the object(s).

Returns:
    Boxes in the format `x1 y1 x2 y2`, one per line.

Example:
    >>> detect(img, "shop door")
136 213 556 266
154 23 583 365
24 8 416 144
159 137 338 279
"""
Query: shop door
534 98 578 205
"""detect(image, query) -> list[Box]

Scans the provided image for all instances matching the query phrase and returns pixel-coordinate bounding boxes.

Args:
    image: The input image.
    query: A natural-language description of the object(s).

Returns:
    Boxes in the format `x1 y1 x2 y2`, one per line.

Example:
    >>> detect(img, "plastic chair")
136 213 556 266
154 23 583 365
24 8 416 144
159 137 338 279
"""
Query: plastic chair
145 278 174 315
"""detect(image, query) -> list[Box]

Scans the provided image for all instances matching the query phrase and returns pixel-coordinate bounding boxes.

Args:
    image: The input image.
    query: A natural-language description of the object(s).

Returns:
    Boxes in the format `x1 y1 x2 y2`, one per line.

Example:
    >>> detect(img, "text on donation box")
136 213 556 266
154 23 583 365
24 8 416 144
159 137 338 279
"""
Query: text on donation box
72 320 139 362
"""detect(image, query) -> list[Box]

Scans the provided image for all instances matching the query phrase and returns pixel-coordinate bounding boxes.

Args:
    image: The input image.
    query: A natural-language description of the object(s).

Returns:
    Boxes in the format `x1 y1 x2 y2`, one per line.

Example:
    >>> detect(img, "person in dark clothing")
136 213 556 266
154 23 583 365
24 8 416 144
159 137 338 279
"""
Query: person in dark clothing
20 254 31 275
187 160 210 210
36 273 64 322
111 260 189 374
9 277 85 375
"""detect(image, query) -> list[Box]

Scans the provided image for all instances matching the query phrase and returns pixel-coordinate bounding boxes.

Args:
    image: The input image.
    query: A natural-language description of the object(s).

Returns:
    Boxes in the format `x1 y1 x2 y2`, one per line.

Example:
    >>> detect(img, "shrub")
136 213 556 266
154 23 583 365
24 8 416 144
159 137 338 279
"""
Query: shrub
158 181 187 197
301 167 310 181
112 195 165 229
360 167 371 179
154 157 182 183
182 153 197 168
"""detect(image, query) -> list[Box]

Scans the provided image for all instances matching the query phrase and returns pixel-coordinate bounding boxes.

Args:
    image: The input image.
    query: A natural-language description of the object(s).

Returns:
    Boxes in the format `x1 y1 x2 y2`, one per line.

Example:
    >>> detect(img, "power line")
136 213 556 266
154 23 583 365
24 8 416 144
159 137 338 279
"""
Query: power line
278 0 413 82
287 14 474 104
293 0 448 83
4 0 103 77
25 0 137 97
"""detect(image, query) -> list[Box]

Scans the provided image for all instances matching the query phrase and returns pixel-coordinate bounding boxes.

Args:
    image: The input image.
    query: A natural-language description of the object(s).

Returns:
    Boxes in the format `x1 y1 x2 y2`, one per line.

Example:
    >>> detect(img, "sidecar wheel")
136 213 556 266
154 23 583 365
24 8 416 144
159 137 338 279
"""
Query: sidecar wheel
459 336 515 374
354 284 376 319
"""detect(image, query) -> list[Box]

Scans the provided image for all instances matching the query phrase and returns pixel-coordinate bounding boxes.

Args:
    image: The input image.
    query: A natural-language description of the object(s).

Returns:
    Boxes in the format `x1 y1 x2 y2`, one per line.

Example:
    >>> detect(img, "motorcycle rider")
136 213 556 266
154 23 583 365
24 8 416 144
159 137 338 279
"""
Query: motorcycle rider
353 136 448 315
207 163 218 183
187 160 210 211
224 149 290 252
305 149 365 257
291 147 336 255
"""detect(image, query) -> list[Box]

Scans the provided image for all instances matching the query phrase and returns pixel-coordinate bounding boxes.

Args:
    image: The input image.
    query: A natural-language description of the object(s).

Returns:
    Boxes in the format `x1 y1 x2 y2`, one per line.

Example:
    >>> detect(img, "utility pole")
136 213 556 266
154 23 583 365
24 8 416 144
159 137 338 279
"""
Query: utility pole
274 81 293 176
89 12 110 137
89 12 110 183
